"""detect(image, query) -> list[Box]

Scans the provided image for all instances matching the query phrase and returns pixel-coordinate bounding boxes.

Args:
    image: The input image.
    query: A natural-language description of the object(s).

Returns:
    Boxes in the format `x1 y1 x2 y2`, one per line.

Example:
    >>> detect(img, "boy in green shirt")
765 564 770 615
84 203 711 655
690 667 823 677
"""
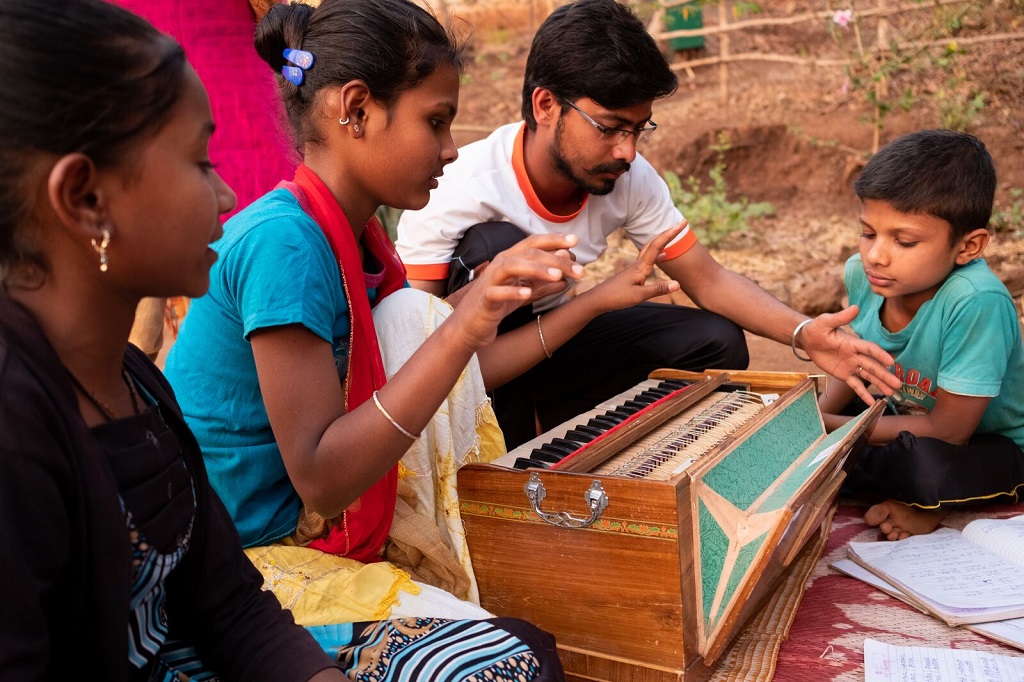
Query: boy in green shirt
820 130 1024 540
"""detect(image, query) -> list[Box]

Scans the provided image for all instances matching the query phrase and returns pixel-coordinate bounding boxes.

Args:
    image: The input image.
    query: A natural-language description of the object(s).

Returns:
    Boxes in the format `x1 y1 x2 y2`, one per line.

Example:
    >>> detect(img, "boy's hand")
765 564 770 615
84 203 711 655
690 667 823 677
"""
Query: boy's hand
581 222 684 312
798 305 902 404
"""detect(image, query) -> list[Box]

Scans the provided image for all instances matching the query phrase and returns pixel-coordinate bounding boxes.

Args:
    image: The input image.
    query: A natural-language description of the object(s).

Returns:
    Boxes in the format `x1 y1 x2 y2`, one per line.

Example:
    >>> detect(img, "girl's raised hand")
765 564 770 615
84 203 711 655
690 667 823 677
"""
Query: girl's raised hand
580 221 684 313
447 233 583 349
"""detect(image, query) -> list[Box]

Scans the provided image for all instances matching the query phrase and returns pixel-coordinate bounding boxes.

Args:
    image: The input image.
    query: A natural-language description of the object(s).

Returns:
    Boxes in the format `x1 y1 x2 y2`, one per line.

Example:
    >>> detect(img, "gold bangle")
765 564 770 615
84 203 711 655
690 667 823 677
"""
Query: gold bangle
791 319 813 362
537 315 553 359
371 390 418 440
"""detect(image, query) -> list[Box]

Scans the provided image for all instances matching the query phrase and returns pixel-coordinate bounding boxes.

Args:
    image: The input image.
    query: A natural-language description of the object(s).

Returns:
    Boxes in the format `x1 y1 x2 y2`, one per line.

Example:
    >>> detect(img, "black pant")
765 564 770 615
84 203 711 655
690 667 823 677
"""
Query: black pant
840 399 1024 508
449 222 750 449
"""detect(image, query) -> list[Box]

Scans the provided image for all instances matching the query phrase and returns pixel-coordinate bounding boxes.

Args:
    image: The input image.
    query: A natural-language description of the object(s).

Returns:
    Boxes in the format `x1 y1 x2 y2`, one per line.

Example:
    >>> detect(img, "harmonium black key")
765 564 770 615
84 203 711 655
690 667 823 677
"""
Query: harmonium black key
533 442 575 461
588 414 623 430
512 378 695 470
513 435 593 471
658 379 690 391
513 457 551 470
563 426 600 443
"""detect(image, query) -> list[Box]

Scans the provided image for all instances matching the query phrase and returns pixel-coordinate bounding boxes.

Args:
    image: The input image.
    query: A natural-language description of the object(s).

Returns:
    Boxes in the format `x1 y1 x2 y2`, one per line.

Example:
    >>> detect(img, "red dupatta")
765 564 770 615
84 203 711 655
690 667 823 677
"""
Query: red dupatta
279 163 406 563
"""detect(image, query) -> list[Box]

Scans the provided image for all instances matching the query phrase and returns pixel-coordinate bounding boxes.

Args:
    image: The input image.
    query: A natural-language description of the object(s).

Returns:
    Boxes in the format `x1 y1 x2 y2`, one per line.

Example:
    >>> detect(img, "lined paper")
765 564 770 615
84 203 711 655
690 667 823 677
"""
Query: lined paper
832 559 1024 650
864 638 1024 682
848 527 1024 611
963 516 1024 567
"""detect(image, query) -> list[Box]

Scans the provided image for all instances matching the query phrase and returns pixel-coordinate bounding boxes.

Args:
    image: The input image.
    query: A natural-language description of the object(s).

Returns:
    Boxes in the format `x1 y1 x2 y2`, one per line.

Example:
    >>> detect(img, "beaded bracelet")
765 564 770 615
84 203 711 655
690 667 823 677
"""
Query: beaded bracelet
371 390 418 440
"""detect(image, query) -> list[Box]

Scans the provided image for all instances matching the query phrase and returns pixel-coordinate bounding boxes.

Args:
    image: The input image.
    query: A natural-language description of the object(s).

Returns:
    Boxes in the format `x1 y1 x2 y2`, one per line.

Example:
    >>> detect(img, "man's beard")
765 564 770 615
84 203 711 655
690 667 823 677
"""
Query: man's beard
550 119 630 196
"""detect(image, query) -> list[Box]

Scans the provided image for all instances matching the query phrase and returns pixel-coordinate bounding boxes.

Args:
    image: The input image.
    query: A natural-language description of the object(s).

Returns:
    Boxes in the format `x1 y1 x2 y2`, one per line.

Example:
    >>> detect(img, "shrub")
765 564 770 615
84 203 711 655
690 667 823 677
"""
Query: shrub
663 133 774 247
991 188 1024 240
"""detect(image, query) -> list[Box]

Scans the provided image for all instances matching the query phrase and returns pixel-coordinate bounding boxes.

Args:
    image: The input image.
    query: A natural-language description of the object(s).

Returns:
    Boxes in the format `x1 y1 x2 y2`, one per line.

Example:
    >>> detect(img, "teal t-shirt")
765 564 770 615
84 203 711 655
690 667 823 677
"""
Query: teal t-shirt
846 254 1024 448
165 188 378 547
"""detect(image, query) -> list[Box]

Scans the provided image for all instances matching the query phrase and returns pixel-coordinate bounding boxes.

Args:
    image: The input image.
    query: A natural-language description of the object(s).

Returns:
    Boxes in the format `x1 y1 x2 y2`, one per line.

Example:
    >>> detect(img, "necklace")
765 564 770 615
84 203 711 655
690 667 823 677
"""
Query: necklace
66 365 140 423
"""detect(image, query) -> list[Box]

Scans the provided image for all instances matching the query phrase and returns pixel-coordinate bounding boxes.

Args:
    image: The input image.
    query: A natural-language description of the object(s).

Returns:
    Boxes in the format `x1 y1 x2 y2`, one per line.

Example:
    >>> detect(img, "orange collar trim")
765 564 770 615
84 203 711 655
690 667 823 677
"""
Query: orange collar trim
511 123 587 224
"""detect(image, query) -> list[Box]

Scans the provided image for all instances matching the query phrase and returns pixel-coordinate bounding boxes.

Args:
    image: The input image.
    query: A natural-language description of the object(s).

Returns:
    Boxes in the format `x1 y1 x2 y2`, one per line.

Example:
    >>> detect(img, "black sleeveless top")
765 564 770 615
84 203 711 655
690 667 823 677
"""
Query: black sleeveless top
90 391 196 677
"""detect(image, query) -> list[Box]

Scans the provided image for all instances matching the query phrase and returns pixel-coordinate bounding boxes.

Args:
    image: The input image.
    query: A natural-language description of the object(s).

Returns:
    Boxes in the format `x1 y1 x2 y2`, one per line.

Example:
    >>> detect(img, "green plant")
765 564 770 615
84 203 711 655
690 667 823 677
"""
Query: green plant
839 32 916 151
731 2 763 19
991 188 1024 240
662 133 774 247
934 62 988 131
828 3 981 151
937 88 987 131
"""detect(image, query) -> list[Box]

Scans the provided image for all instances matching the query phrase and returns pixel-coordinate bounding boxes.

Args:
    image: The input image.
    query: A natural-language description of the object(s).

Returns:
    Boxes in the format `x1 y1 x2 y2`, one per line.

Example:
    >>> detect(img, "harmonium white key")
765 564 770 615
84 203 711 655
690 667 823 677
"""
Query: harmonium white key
458 369 884 682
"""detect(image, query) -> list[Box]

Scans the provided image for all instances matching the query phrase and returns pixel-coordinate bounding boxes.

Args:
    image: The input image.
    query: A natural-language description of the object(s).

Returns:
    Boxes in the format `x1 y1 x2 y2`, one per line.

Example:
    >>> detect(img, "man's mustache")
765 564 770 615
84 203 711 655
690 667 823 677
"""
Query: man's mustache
589 161 630 174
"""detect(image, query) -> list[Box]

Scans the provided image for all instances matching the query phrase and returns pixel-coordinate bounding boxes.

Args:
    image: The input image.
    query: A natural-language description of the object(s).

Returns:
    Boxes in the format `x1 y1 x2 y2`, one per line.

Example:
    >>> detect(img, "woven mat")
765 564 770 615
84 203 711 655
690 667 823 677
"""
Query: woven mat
704 503 837 681
772 498 1024 682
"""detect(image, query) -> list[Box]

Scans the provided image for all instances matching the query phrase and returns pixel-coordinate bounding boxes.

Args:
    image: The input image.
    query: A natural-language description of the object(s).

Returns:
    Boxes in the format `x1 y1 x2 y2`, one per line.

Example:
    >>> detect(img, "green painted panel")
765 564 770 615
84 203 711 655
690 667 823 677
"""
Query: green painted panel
702 390 821 512
761 406 868 509
698 499 729 622
713 531 766 627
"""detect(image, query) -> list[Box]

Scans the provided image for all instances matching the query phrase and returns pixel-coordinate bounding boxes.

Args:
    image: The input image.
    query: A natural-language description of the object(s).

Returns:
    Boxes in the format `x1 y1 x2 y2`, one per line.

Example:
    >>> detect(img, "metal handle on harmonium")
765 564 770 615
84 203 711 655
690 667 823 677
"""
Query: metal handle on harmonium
524 471 609 528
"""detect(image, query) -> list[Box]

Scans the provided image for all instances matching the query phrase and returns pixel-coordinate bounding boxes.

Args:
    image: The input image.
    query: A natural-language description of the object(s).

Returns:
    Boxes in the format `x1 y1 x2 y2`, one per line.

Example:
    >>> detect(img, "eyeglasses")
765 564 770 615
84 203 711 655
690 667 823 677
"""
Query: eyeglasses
562 99 658 145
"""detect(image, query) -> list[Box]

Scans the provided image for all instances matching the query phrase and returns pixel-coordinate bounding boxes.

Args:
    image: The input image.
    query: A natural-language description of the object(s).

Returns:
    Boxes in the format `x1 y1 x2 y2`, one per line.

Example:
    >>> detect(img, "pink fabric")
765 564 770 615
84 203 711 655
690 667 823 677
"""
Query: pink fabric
113 0 298 218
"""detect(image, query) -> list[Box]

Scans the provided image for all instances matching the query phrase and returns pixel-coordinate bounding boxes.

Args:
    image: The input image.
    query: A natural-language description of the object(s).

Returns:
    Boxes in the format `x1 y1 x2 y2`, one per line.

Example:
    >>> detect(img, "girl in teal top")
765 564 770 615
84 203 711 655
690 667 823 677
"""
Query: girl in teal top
165 0 684 558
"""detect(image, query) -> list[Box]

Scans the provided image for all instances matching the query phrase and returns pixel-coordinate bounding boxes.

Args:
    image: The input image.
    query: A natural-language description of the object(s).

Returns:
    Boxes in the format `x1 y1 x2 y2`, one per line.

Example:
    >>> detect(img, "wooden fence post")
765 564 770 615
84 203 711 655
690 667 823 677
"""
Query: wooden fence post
875 0 889 152
719 1 730 104
872 0 888 95
649 0 1024 142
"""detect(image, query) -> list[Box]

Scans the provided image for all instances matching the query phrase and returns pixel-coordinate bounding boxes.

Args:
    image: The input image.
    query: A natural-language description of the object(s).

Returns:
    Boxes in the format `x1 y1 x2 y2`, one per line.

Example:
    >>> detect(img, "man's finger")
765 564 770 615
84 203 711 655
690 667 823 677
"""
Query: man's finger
846 376 877 405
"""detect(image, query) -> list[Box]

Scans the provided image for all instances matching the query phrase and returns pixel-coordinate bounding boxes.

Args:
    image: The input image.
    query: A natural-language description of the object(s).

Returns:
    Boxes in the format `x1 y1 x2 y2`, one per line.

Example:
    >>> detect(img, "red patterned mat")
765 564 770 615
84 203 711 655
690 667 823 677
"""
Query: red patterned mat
773 498 1024 681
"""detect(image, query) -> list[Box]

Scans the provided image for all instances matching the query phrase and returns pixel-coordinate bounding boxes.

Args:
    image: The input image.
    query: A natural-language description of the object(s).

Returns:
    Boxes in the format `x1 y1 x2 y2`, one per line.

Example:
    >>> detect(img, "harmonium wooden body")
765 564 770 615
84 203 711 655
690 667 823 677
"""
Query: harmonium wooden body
457 369 883 681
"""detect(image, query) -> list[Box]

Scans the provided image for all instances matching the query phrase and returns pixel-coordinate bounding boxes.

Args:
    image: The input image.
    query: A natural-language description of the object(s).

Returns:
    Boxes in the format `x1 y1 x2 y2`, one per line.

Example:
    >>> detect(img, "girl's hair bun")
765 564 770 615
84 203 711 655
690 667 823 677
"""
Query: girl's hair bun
255 2 315 73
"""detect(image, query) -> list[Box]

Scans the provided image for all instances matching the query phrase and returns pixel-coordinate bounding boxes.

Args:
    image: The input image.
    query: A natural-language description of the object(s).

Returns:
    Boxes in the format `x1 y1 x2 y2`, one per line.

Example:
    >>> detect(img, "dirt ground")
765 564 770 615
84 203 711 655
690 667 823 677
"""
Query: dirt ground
441 0 1024 371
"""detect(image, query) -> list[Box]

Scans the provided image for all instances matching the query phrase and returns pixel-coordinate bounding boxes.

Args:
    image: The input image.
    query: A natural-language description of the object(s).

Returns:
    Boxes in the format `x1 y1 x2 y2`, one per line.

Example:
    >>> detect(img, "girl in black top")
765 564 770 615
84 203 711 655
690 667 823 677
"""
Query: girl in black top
0 1 562 679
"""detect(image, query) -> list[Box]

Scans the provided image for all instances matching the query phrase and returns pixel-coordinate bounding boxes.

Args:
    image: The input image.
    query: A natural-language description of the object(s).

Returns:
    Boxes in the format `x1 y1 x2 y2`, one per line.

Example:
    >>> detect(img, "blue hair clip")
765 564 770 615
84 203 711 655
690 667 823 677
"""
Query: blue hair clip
282 48 314 86
283 48 314 69
282 65 304 86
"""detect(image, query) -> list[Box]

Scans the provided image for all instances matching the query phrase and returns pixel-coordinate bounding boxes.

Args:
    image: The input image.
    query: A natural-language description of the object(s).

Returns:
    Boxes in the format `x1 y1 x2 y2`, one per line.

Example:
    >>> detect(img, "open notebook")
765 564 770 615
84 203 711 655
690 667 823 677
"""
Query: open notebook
840 515 1024 630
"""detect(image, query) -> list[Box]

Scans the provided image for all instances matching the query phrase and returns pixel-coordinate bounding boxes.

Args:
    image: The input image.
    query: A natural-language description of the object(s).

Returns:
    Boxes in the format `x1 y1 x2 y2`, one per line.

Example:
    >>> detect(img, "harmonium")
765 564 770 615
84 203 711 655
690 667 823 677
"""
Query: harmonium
458 369 883 681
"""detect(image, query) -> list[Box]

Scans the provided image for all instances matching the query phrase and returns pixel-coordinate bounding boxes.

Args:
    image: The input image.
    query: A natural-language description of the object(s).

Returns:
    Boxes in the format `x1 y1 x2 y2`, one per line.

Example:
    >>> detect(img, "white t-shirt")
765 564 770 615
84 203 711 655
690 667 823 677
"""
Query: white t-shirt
396 122 694 308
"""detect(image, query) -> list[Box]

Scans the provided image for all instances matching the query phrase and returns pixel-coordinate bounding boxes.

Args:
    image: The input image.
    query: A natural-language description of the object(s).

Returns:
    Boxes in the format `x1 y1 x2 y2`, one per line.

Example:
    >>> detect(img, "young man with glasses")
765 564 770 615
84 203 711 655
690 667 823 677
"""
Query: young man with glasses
396 0 899 448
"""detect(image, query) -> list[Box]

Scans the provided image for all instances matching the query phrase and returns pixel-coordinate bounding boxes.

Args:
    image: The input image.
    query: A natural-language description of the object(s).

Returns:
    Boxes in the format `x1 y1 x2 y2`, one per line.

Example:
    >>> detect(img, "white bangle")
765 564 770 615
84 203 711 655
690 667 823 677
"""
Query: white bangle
791 319 813 362
371 390 418 440
536 315 553 359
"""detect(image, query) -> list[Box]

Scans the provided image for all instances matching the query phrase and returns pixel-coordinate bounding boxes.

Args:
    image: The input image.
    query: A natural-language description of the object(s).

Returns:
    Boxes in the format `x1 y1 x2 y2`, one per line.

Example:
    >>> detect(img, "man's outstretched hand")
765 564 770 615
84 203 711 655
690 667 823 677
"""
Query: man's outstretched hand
799 305 902 404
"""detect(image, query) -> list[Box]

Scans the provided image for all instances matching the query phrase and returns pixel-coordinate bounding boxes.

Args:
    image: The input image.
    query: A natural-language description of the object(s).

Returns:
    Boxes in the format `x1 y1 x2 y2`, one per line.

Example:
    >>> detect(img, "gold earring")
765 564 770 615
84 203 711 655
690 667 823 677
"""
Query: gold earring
91 229 111 272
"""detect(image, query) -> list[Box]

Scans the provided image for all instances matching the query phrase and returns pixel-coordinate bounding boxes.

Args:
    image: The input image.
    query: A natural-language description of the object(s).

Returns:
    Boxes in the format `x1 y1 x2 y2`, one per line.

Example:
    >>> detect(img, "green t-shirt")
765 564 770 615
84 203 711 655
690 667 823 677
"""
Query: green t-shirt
847 255 1024 449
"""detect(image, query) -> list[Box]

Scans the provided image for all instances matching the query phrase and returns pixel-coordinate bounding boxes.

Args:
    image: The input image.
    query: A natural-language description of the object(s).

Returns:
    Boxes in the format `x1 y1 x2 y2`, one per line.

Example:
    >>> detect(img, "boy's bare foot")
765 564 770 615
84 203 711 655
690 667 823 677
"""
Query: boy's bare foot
864 500 947 541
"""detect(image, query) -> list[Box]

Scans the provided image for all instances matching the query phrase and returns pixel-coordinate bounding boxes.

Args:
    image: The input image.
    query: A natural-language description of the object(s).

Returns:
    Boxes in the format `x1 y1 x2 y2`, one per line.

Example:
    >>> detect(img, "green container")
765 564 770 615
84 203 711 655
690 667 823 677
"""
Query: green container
664 2 704 52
